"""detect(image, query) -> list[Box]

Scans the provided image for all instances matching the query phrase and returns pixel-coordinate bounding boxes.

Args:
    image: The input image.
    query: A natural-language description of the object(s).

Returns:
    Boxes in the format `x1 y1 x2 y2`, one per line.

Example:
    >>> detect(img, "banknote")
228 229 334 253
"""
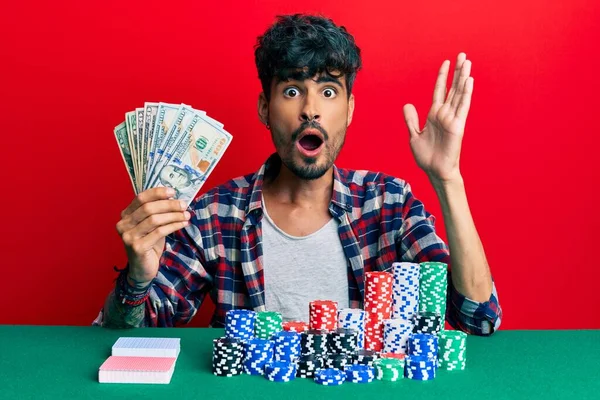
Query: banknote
114 102 232 205
152 110 233 204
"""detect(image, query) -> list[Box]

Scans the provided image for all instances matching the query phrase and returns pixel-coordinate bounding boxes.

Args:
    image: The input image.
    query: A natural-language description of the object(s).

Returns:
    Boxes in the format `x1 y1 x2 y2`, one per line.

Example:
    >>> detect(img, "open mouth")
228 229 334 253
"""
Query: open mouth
298 134 324 151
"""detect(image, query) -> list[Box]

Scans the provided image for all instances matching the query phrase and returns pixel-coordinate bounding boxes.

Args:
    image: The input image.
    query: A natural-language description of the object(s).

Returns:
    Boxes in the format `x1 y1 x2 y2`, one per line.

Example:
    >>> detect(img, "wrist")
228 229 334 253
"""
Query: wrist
126 273 153 292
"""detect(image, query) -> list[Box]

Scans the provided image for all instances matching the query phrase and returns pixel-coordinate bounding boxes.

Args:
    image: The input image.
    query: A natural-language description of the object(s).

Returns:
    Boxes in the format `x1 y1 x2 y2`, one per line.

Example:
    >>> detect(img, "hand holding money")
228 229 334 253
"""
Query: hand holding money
115 188 191 286
113 102 232 285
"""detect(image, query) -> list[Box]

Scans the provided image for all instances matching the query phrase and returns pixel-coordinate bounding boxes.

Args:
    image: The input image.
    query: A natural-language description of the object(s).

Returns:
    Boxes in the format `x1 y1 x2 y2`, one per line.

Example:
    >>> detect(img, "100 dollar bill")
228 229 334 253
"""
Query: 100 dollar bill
152 110 233 205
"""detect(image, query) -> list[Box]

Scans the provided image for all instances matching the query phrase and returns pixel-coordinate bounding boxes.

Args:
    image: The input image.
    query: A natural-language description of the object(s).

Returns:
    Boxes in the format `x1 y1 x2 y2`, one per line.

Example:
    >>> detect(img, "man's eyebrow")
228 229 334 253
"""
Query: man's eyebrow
279 75 345 88
313 75 344 87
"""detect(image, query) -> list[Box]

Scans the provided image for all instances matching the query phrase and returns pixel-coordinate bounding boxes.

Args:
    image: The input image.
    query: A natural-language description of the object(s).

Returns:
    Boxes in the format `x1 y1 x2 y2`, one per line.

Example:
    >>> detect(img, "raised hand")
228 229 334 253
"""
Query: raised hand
403 52 473 183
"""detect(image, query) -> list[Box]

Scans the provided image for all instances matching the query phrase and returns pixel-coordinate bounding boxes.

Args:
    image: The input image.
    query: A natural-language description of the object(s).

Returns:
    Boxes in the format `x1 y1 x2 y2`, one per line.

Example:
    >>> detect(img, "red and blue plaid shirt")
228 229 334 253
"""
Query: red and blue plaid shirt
96 153 502 335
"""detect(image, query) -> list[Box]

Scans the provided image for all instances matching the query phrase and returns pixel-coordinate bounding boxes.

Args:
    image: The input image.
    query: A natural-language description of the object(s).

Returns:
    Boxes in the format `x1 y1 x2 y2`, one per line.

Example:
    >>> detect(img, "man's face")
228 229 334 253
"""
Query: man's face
260 70 355 180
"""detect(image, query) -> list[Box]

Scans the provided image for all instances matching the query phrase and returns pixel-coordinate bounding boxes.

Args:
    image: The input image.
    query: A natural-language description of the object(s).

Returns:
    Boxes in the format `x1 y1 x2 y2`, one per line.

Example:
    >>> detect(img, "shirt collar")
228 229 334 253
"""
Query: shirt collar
245 153 353 216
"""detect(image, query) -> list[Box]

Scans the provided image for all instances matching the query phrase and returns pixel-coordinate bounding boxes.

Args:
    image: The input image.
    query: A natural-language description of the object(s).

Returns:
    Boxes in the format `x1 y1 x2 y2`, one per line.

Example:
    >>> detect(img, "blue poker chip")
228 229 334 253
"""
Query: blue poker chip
264 361 297 382
344 364 375 383
314 368 345 386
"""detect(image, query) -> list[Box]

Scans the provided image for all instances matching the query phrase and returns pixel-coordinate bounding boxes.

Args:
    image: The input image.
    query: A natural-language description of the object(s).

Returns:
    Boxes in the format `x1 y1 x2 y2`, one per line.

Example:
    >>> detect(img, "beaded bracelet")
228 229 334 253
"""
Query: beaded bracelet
114 265 152 306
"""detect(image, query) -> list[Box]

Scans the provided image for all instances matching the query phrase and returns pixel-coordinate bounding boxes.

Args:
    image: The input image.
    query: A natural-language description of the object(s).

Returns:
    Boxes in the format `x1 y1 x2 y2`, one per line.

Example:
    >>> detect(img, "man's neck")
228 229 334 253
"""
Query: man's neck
263 161 334 209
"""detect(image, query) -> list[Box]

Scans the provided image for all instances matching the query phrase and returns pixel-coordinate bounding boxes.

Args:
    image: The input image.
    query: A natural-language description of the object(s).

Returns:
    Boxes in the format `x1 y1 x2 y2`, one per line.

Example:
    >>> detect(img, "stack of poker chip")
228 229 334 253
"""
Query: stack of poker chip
254 311 283 340
313 368 345 386
352 349 379 366
437 330 467 371
212 337 244 377
374 358 404 381
391 262 420 321
264 361 297 382
272 331 301 362
407 333 439 361
309 300 338 330
225 309 256 341
413 312 443 334
344 364 375 383
296 354 324 378
300 329 328 356
337 308 366 348
418 262 448 319
328 328 359 355
324 353 352 370
382 318 414 353
363 271 393 351
243 338 273 375
282 321 309 333
405 355 437 381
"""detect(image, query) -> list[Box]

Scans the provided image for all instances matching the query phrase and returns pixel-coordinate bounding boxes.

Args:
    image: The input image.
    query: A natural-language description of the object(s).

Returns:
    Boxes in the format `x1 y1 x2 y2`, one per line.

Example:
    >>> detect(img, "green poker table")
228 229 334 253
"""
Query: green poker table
1 326 598 399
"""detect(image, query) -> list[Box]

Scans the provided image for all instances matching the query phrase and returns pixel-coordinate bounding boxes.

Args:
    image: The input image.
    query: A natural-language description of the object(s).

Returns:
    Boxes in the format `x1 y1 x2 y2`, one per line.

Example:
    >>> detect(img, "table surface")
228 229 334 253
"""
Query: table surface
0 326 599 400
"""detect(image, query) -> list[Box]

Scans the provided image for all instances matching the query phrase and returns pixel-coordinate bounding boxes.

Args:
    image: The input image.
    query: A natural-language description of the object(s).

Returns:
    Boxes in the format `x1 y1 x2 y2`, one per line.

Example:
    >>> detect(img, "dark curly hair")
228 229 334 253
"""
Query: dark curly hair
254 14 362 102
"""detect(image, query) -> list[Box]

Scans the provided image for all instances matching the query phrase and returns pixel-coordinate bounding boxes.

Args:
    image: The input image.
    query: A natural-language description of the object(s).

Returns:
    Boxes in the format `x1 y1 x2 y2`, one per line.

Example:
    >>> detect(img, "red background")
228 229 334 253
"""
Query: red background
1 0 598 329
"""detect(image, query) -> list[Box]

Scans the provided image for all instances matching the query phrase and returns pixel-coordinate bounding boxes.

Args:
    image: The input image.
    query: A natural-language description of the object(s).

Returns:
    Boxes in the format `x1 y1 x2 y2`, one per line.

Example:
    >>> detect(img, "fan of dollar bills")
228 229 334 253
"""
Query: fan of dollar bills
114 103 232 206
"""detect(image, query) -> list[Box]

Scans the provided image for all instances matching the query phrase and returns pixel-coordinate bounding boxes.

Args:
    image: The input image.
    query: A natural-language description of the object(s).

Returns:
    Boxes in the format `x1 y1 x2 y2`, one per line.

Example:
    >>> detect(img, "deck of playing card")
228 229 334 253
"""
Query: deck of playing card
99 337 181 384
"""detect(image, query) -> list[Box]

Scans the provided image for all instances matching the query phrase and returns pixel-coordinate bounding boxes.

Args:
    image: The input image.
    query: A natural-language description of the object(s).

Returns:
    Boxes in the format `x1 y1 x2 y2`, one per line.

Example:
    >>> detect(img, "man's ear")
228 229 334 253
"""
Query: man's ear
347 93 355 126
258 92 269 126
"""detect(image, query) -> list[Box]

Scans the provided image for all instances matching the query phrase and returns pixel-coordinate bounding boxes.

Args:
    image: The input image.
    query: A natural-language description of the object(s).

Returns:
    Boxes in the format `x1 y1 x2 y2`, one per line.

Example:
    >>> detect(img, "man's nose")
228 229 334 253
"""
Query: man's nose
300 93 321 123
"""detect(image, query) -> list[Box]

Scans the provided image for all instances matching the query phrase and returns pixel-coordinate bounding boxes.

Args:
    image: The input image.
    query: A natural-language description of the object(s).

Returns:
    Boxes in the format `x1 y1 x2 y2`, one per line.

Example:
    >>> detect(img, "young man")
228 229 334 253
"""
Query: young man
96 14 501 335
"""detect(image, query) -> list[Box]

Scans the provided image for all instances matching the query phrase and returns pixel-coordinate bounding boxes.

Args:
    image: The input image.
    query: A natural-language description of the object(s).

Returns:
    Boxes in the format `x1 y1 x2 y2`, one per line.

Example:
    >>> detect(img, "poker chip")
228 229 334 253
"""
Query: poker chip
337 308 366 348
418 262 448 319
225 309 256 341
301 329 329 356
407 333 439 360
364 272 393 351
352 349 379 366
212 337 244 377
391 262 420 321
379 352 406 361
324 353 351 370
344 364 375 383
374 358 404 381
383 318 413 354
437 330 467 371
282 321 309 333
328 328 359 354
272 331 301 362
314 368 345 386
309 300 338 331
296 354 324 378
264 361 297 382
364 272 393 317
413 312 443 334
255 311 283 340
243 338 273 375
405 355 437 381
364 313 384 351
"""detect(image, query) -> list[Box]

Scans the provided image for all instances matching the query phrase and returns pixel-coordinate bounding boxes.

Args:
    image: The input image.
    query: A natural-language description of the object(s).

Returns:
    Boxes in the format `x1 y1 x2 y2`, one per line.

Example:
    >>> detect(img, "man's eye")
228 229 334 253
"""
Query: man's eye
283 87 300 97
323 88 337 98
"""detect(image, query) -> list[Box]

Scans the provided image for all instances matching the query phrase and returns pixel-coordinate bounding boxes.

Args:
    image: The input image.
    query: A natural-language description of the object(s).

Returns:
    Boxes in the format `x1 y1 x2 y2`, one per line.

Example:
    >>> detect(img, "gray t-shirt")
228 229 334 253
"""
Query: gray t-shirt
262 199 349 322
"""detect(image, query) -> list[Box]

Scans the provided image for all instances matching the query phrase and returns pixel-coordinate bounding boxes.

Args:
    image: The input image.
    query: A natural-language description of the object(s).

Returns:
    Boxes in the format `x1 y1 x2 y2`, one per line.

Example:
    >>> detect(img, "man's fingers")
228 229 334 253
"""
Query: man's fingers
456 77 474 120
117 199 186 234
139 221 191 248
130 211 191 239
451 59 472 109
121 187 175 219
446 53 467 106
403 104 420 138
433 60 450 105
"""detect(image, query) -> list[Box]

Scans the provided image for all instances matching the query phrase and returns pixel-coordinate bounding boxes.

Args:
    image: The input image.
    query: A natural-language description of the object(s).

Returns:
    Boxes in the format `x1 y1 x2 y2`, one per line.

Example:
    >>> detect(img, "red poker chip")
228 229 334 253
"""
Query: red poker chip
282 321 309 333
380 352 406 360
309 300 338 331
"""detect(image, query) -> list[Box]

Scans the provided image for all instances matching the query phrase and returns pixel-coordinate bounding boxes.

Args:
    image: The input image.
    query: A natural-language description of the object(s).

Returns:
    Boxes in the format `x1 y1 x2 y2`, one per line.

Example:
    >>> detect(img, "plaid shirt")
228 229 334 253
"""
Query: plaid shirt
95 153 502 335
